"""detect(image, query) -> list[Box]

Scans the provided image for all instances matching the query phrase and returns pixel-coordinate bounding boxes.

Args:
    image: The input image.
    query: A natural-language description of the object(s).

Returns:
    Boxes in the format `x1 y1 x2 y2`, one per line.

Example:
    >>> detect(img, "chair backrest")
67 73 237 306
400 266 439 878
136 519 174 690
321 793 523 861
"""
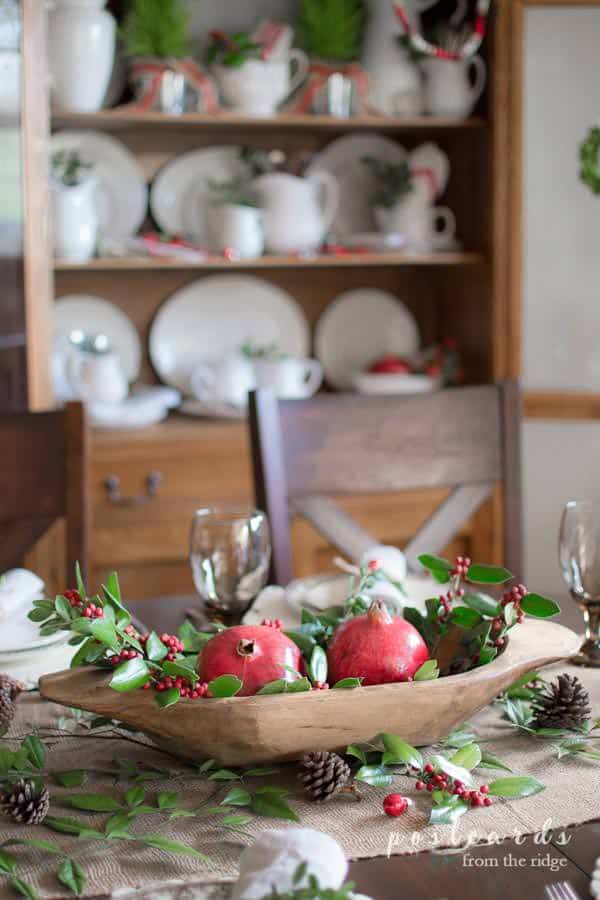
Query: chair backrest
249 382 522 585
0 402 89 585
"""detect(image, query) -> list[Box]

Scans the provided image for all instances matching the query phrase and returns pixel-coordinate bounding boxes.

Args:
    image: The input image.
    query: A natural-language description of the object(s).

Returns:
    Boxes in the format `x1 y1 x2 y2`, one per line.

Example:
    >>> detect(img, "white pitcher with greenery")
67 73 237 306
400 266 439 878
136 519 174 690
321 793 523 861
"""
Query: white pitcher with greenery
50 150 97 263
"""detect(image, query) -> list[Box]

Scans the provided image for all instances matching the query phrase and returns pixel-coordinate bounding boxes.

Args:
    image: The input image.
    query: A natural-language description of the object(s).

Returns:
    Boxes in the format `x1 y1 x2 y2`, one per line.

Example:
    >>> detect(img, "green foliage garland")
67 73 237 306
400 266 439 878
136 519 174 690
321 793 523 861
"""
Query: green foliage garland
579 127 600 194
121 0 189 59
297 0 366 62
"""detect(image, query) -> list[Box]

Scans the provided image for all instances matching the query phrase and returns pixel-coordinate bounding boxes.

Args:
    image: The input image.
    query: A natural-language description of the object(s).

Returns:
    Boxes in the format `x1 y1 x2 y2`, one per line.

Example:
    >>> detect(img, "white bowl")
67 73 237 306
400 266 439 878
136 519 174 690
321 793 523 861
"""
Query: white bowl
353 371 440 395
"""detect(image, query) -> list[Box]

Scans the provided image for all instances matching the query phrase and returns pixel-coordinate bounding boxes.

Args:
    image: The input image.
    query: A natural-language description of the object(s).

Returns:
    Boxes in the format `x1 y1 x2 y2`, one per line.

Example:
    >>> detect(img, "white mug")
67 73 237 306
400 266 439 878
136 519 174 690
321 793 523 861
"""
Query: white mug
252 356 323 399
375 196 456 252
421 55 486 118
208 203 264 259
190 355 256 409
213 49 309 117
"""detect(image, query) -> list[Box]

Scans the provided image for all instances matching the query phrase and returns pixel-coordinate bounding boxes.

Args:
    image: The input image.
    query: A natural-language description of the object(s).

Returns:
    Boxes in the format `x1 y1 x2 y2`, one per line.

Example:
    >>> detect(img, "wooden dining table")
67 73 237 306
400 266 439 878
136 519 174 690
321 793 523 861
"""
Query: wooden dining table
127 593 600 900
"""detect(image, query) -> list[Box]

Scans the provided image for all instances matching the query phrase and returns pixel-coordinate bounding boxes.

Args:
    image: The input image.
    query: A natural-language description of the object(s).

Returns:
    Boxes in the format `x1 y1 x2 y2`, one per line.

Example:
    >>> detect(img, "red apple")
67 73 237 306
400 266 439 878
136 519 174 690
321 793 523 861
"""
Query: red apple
368 355 412 375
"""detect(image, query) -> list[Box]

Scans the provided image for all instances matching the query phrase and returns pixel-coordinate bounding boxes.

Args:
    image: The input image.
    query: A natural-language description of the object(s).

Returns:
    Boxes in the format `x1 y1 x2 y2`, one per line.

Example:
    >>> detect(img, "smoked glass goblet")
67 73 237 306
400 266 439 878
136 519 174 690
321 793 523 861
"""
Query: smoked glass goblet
190 507 271 625
559 499 600 667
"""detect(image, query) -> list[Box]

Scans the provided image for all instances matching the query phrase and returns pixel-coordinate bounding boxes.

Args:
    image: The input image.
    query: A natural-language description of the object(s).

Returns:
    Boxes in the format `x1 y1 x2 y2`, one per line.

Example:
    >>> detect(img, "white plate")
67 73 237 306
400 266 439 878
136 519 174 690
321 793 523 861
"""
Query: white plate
54 294 142 382
50 130 147 239
409 142 451 199
315 288 420 390
306 133 407 238
179 399 246 420
88 387 181 430
150 146 249 243
149 275 310 393
353 372 440 395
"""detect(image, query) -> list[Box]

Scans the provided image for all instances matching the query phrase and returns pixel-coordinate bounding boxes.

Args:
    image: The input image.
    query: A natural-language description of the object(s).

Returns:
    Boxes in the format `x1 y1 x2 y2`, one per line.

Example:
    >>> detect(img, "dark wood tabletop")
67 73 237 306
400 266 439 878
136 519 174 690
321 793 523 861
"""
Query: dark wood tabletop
128 593 600 900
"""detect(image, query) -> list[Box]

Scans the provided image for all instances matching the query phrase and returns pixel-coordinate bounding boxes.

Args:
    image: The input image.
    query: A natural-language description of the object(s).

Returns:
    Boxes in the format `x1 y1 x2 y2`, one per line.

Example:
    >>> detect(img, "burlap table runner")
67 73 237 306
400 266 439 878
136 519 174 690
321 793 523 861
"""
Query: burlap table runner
1 663 599 898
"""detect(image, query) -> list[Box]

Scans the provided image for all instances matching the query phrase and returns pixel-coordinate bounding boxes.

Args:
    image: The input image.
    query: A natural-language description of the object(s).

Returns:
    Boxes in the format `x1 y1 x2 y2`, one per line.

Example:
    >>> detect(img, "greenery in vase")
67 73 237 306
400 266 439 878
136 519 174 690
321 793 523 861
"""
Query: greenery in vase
206 30 262 68
362 156 413 209
240 341 287 360
207 176 258 208
51 151 93 188
121 0 189 59
297 0 366 62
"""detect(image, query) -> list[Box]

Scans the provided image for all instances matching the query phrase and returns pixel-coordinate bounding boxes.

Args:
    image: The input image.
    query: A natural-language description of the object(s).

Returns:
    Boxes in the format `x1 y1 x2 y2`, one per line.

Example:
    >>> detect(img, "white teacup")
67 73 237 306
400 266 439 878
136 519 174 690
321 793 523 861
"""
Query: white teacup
213 50 309 117
208 203 264 259
252 356 323 399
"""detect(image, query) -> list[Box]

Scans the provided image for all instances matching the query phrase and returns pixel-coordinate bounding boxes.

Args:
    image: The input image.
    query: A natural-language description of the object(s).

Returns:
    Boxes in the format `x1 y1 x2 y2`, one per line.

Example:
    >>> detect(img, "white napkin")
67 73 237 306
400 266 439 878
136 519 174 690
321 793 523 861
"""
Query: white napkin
232 827 371 900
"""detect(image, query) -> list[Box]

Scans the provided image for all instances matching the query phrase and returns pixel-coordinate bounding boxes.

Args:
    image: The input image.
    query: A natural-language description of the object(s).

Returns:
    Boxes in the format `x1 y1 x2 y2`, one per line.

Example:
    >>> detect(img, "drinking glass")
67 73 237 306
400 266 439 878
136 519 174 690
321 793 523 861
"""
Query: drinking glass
559 499 600 667
190 507 271 623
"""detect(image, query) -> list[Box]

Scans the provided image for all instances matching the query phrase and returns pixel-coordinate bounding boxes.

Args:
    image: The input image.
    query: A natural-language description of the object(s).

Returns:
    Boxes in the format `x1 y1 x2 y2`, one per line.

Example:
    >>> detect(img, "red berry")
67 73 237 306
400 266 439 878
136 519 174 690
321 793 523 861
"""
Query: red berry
424 763 434 774
479 784 489 794
368 559 381 572
484 797 492 807
383 794 409 817
454 779 463 789
426 782 434 792
415 780 425 791
433 774 444 785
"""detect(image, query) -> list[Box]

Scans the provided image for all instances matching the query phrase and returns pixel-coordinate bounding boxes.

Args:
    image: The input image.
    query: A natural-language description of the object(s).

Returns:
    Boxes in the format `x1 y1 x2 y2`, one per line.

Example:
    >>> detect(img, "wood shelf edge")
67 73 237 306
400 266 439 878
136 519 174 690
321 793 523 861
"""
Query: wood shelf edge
524 391 600 421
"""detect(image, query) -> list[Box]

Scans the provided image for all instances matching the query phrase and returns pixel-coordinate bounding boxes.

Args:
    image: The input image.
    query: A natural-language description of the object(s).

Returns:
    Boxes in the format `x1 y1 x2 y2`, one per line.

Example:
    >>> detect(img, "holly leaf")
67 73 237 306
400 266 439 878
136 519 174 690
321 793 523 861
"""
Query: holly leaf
449 607 483 629
207 769 240 781
414 660 439 681
450 742 482 771
57 859 87 896
257 679 288 695
429 754 474 787
462 593 501 617
479 751 512 772
145 631 168 662
125 786 145 808
54 595 72 622
137 835 209 859
22 734 46 769
308 646 328 684
0 848 16 873
466 564 513 585
332 677 362 689
53 770 88 788
488 776 544 798
418 554 452 583
44 816 103 837
154 687 180 708
162 659 198 685
345 744 367 765
66 793 123 813
380 734 422 769
75 561 87 599
221 787 251 807
443 728 477 748
354 764 393 787
285 677 312 693
8 877 37 899
429 795 469 825
207 675 243 698
110 657 150 693
251 788 299 822
284 630 317 656
520 593 561 618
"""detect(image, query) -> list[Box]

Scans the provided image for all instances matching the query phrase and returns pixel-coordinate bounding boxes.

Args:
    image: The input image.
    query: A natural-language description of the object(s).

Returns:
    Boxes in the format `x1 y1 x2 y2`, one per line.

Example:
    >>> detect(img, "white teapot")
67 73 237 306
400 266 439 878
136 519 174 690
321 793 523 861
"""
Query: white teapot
252 172 339 254
67 347 128 405
190 354 256 410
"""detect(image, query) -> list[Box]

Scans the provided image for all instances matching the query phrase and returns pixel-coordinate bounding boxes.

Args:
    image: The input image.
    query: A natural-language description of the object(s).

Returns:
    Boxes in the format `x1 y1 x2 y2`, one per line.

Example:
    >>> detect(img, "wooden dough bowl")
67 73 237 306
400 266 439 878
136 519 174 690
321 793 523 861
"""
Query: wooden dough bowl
39 620 580 766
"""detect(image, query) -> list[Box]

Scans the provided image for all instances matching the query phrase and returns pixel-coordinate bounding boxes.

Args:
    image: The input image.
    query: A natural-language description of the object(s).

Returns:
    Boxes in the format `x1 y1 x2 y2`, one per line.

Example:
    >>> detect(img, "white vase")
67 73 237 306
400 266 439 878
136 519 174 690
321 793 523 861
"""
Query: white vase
374 179 456 252
51 179 97 262
361 0 436 116
421 55 487 118
48 0 115 112
208 204 264 260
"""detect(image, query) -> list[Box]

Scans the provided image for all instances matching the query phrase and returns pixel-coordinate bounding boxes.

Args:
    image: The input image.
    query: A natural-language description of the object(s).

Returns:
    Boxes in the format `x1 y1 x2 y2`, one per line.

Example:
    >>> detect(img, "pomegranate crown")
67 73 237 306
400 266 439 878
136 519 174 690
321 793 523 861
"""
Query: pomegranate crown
367 598 393 625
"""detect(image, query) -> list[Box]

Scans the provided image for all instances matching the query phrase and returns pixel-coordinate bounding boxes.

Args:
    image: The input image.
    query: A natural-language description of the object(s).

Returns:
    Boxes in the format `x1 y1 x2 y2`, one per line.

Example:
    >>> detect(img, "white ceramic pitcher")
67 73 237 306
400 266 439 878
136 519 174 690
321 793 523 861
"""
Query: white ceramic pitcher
252 356 323 399
67 348 128 405
421 55 486 118
190 355 256 410
253 172 339 254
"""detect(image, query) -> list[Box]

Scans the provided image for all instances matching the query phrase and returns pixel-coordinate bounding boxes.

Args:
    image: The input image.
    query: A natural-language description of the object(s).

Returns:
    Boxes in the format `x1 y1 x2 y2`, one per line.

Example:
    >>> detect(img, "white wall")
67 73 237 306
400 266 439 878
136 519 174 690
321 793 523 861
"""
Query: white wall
522 6 600 597
187 0 298 39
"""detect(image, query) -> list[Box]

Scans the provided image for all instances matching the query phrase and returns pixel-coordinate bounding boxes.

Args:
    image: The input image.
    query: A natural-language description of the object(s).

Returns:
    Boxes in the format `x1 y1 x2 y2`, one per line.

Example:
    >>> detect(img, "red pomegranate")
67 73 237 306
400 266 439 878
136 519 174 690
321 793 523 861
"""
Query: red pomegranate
327 600 429 686
197 625 303 697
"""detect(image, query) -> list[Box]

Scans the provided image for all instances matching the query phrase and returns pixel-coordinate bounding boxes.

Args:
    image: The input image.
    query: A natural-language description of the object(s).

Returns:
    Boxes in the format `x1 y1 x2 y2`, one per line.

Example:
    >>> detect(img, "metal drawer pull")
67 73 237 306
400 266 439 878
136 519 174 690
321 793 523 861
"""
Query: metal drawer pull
104 471 163 507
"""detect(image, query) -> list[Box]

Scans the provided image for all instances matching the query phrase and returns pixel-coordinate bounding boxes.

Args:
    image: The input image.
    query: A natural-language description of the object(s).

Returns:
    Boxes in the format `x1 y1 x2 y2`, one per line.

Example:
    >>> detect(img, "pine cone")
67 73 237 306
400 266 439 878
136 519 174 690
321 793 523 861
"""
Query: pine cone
532 673 591 731
0 674 23 733
0 779 50 826
298 751 357 802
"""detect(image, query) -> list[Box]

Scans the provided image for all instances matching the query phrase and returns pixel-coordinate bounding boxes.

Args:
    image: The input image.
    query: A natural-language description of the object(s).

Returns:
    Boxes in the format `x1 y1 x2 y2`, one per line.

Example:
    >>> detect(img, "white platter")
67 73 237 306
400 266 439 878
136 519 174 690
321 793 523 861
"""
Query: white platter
315 288 420 390
54 294 142 383
149 275 310 393
306 133 407 237
353 372 440 395
50 130 147 239
88 387 181 431
150 146 248 243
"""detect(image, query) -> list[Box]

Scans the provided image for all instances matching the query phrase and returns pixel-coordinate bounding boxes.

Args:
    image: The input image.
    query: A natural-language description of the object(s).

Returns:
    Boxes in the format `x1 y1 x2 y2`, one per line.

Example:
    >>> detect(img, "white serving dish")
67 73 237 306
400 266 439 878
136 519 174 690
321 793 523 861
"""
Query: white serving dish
353 372 440 395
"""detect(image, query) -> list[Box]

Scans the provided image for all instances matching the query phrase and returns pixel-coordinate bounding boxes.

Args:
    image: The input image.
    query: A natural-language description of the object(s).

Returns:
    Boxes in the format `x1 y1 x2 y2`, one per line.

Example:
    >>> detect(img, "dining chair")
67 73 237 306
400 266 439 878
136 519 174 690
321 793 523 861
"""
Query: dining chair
248 382 522 585
0 402 90 584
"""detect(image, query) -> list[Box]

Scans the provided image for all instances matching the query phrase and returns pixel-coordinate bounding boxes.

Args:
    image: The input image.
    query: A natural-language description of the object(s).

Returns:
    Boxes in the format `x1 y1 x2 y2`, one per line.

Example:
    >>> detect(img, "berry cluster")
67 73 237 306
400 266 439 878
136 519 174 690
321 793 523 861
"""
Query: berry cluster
489 583 528 647
151 675 210 699
81 602 104 619
138 633 184 662
450 555 471 579
437 587 466 623
64 589 83 608
414 764 492 807
110 648 142 665
260 618 283 630
313 681 329 691
64 588 104 618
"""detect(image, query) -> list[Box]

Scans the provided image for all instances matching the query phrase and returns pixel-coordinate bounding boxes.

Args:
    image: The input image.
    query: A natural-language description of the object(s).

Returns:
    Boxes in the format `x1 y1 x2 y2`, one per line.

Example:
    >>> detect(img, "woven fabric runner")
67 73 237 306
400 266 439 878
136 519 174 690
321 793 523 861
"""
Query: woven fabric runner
2 663 600 898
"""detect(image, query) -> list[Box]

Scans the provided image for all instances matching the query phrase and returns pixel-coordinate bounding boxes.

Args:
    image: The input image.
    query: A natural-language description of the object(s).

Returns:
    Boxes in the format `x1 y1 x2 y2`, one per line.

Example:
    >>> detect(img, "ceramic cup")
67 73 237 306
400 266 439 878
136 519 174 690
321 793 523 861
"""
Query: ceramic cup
375 199 456 252
208 203 264 259
213 50 309 117
252 356 323 399
421 55 486 119
190 355 256 409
